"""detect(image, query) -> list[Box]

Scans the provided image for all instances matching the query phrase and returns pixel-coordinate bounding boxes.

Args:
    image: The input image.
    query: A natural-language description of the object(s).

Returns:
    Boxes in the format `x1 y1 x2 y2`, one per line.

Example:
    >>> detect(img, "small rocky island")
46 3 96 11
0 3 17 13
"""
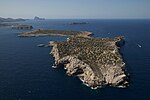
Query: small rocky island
19 29 129 89
0 23 33 30
34 16 45 21
12 24 33 30
69 22 88 25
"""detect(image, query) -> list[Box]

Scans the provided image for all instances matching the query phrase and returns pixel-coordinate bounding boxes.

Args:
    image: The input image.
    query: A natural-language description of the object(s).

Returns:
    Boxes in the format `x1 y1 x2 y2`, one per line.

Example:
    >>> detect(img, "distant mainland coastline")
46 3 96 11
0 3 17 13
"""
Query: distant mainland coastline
0 17 26 22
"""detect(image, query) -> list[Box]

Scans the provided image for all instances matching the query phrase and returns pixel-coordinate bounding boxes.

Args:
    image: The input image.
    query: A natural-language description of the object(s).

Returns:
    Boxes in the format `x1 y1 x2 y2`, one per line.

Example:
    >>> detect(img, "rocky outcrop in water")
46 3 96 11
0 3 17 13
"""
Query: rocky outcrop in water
50 36 129 89
0 23 33 30
69 22 88 25
34 16 45 20
12 24 33 30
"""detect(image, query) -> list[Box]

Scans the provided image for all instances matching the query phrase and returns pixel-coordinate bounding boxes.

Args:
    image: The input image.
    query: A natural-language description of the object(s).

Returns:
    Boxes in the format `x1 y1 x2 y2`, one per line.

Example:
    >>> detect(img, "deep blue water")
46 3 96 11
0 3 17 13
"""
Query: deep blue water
0 19 150 100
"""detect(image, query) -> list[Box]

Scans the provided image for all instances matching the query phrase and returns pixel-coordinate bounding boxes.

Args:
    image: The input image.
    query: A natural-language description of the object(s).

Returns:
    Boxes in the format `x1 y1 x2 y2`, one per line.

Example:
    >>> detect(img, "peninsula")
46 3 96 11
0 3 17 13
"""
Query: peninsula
19 29 129 89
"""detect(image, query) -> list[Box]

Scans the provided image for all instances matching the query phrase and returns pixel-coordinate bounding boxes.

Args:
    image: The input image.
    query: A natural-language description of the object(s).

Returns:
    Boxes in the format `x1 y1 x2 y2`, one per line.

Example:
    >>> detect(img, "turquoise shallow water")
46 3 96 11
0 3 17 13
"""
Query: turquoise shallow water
0 19 150 100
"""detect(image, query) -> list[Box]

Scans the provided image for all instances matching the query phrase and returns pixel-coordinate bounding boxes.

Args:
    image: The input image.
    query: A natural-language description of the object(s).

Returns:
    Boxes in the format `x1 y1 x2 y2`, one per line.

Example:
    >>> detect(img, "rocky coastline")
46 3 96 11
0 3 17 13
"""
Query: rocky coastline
18 29 129 89
49 35 129 89
18 29 92 38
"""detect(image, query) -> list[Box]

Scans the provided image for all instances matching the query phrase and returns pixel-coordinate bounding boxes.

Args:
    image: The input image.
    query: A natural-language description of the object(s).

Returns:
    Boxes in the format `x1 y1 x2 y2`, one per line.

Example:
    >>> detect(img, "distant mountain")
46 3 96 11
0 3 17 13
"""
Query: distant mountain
34 16 45 20
0 17 26 22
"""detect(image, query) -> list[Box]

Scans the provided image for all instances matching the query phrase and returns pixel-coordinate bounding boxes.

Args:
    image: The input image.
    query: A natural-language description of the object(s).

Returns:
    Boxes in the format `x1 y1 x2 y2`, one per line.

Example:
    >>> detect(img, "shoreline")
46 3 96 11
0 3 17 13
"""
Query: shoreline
18 29 93 38
49 36 129 89
18 28 129 89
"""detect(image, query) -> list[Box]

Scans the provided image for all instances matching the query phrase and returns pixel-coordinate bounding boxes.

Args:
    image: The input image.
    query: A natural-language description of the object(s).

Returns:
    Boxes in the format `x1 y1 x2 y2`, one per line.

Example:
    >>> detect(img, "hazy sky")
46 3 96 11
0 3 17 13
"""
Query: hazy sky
0 0 150 19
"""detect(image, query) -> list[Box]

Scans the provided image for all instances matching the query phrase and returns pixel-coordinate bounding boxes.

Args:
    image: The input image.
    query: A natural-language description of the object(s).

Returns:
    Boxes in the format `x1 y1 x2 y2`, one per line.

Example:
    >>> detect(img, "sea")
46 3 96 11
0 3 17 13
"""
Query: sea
0 19 150 100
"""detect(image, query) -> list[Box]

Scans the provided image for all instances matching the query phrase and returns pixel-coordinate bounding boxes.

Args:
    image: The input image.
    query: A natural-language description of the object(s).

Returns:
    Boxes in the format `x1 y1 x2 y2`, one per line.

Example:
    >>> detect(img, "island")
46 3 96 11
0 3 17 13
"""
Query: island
69 22 88 25
34 16 45 20
18 29 92 37
18 29 129 89
0 23 33 30
12 24 33 30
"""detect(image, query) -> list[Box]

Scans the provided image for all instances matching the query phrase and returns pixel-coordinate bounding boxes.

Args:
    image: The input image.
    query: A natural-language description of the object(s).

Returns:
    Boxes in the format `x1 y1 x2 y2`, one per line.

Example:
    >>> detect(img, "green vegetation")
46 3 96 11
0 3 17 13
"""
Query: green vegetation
56 37 124 73
35 29 83 36
19 29 92 37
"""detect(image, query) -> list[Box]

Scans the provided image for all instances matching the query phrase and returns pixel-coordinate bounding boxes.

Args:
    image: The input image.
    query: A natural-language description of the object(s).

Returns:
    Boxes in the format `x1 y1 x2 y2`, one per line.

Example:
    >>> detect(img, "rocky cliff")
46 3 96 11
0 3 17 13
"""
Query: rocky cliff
50 37 129 89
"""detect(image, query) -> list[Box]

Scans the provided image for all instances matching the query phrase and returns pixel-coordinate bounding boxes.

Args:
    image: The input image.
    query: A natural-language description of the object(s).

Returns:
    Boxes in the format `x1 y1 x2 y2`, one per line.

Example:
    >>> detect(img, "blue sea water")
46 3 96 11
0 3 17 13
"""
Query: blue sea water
0 19 150 100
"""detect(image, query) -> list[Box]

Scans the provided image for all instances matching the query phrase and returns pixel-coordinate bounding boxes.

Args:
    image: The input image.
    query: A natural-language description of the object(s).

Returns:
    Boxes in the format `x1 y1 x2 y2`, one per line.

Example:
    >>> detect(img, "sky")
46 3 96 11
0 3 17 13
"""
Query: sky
0 0 150 19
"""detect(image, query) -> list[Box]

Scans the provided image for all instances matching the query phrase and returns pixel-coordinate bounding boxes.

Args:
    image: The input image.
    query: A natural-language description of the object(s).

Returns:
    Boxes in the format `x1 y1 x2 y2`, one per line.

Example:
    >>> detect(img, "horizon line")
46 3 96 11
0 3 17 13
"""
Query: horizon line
1 16 150 20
